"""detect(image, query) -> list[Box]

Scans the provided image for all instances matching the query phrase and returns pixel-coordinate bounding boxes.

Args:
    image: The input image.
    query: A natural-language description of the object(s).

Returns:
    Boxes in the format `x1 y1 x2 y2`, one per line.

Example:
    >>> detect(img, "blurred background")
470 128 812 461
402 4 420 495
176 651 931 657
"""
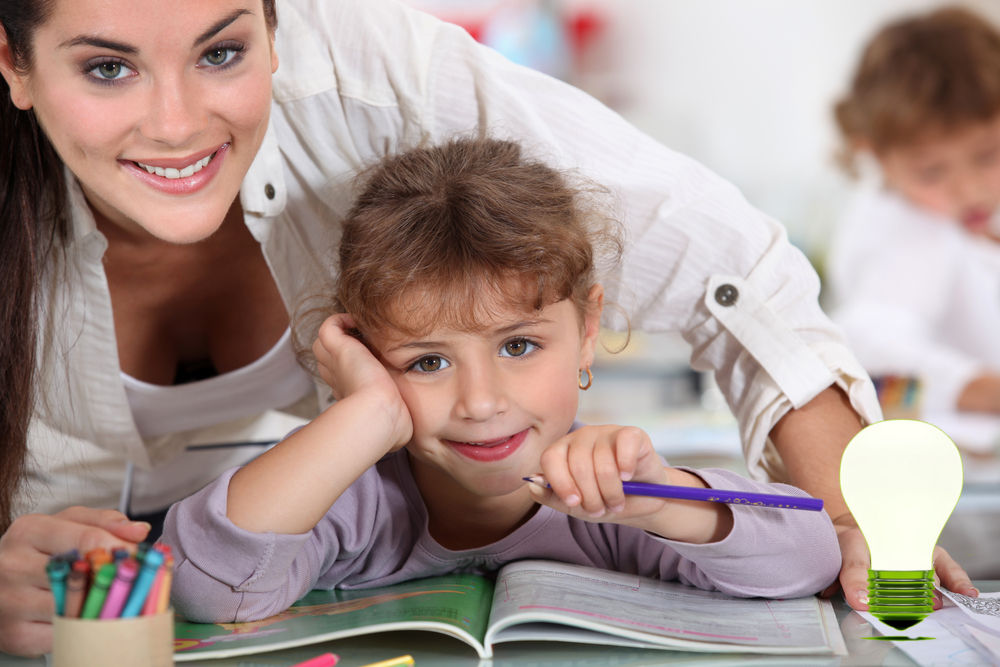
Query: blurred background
405 0 1000 577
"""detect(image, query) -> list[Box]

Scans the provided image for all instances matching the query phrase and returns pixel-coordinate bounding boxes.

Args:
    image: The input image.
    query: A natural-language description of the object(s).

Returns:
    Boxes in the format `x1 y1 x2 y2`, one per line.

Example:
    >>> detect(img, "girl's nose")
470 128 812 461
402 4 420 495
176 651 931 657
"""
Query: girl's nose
454 364 508 422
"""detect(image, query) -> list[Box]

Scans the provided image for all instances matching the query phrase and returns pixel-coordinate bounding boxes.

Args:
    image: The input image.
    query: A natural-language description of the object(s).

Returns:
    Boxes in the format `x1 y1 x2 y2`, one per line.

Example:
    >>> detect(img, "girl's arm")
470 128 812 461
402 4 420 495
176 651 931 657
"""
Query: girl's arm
226 314 412 534
533 425 733 544
532 424 840 597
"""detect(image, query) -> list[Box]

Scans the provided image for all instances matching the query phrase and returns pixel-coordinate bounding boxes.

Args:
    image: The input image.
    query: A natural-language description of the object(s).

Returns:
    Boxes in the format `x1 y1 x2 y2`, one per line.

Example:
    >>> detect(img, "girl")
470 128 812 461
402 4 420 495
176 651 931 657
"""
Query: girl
161 137 840 621
829 6 1000 418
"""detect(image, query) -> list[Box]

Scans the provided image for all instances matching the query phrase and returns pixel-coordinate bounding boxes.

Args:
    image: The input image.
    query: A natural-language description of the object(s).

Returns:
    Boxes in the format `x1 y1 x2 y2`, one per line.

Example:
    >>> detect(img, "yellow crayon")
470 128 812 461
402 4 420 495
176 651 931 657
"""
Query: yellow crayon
358 655 414 667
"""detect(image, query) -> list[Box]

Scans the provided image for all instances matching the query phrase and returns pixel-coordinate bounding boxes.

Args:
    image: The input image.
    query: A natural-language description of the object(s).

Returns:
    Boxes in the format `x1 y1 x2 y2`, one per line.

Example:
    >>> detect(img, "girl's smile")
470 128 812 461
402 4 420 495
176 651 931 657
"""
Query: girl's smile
444 429 529 463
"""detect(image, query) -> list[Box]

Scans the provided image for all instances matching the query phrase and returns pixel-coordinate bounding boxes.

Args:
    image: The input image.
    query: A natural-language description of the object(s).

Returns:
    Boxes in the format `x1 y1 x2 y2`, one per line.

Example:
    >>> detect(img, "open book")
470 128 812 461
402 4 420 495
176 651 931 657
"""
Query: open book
173 559 846 661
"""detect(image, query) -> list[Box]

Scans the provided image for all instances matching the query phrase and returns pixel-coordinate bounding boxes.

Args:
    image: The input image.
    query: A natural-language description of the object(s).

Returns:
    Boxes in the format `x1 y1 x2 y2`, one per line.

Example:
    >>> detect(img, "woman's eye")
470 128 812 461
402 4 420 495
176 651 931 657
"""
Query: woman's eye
411 356 450 373
501 338 537 358
199 45 243 68
86 60 134 82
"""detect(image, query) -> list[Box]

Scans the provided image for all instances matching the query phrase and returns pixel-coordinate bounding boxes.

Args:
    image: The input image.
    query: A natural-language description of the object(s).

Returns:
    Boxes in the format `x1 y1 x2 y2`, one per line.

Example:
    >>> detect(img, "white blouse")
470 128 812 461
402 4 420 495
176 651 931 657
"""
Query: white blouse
23 0 878 517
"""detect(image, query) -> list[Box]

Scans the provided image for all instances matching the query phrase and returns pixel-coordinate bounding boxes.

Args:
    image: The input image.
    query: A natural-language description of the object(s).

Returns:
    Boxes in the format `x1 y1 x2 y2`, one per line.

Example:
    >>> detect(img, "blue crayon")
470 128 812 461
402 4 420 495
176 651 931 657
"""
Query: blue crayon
46 557 70 616
120 548 164 618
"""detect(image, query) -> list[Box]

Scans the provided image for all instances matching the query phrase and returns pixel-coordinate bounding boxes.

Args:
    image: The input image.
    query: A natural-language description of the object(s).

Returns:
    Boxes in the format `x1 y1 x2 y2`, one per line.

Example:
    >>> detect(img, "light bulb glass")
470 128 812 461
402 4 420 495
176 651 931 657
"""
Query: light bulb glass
840 419 963 630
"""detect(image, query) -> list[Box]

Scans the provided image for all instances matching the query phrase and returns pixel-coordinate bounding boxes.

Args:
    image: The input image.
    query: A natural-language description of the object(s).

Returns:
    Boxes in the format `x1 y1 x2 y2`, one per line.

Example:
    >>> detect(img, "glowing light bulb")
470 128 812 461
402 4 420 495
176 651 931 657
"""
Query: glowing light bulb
840 419 963 631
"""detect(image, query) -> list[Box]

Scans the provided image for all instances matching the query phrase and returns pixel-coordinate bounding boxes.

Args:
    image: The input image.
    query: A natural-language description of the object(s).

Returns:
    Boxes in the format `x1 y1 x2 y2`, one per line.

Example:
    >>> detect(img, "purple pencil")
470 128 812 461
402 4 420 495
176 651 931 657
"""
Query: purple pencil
523 476 823 512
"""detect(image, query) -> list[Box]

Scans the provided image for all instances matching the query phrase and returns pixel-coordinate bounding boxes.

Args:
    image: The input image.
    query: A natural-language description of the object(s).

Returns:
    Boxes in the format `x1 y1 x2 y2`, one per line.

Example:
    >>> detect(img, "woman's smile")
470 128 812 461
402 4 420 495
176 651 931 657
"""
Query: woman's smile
120 143 228 195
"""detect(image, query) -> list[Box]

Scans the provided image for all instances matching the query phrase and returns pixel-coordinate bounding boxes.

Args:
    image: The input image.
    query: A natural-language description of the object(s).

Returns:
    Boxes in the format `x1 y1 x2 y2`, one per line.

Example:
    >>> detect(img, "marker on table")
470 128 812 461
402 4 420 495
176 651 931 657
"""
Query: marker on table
121 548 164 617
290 653 340 667
63 559 91 618
523 476 824 511
45 557 70 616
357 656 414 667
99 557 138 618
80 562 116 619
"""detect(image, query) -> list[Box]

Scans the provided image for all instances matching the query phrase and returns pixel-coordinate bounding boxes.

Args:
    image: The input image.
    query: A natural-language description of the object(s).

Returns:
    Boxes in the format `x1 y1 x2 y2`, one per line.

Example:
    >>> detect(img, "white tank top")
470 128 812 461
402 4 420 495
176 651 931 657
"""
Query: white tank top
122 327 315 438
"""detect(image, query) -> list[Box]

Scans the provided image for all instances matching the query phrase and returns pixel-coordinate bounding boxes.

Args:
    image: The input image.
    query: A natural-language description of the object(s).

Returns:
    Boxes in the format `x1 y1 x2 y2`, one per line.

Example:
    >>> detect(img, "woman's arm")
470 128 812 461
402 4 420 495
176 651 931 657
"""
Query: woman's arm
770 386 977 608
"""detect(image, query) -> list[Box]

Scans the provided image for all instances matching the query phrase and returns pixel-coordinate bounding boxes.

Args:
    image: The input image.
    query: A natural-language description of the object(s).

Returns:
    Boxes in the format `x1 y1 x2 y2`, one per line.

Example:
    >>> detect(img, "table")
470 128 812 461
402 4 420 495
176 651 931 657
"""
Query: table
4 583 996 667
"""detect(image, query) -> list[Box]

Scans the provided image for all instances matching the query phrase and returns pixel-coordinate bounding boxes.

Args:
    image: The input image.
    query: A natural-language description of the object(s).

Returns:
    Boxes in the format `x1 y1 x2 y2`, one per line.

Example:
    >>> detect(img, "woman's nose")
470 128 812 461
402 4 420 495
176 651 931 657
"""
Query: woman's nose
141 76 204 146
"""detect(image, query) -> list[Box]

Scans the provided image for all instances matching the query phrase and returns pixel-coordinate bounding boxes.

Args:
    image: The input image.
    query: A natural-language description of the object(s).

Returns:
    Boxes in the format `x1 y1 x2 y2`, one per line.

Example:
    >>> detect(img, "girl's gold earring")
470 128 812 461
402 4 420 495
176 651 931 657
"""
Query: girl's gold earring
578 367 593 391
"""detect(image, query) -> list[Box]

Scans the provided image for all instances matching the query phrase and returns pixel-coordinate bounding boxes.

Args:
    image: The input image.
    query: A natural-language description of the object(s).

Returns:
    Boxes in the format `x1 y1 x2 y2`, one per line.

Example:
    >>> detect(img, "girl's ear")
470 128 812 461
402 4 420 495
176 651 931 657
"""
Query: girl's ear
0 26 32 110
579 284 604 369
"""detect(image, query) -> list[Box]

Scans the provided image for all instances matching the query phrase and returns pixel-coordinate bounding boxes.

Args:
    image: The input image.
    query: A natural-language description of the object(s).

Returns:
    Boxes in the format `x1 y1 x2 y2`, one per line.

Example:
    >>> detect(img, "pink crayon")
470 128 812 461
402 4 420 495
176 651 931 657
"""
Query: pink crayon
99 557 138 618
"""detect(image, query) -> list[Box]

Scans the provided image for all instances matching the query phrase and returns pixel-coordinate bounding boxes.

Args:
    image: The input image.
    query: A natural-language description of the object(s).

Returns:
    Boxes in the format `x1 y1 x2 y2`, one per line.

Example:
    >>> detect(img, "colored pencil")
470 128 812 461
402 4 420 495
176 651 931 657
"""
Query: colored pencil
524 476 823 511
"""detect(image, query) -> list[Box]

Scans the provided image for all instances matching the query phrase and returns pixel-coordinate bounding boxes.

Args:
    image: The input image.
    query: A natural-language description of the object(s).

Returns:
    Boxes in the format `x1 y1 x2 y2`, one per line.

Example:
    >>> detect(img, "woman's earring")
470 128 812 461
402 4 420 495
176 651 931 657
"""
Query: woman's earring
578 367 593 391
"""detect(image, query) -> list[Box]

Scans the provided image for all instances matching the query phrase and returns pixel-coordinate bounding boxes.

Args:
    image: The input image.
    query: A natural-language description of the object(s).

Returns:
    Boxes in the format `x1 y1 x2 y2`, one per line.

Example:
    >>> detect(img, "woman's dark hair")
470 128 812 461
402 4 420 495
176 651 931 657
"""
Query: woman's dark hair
0 0 277 532
334 137 622 339
1 0 66 533
834 6 1000 174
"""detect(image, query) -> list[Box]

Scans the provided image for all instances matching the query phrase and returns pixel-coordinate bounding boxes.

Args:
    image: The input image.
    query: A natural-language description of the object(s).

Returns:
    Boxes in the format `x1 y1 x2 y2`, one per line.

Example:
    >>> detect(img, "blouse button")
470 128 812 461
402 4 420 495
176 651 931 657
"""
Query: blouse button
264 183 276 200
714 284 739 307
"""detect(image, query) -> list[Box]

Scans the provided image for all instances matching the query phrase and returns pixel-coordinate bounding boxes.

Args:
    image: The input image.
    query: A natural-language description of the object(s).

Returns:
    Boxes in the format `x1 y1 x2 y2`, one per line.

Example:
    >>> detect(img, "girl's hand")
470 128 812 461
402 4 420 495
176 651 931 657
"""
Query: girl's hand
0 508 149 657
532 425 670 523
312 314 412 450
530 424 732 543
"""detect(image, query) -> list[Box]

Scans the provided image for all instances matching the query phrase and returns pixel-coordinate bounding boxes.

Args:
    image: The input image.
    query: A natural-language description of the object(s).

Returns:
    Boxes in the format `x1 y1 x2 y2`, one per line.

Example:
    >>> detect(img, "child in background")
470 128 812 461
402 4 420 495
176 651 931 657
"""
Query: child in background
828 6 1000 417
161 137 838 623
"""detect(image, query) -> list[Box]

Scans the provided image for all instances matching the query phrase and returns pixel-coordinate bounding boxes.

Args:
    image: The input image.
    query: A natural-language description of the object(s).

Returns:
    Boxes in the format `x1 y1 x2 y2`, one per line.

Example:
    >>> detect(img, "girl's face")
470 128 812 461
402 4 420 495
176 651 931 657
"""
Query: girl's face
877 115 1000 235
371 286 603 504
0 0 277 243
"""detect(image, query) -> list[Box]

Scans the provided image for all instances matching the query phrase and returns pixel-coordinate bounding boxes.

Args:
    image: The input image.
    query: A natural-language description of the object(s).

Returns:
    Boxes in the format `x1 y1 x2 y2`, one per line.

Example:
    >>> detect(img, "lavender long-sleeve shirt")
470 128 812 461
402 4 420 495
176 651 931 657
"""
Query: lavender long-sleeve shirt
162 451 840 623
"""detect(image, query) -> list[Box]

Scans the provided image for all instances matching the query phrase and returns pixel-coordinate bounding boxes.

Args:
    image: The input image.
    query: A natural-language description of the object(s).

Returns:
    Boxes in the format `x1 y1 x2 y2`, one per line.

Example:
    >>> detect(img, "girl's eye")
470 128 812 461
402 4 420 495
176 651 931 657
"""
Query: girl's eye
86 60 135 82
501 338 537 358
199 44 244 68
410 355 450 373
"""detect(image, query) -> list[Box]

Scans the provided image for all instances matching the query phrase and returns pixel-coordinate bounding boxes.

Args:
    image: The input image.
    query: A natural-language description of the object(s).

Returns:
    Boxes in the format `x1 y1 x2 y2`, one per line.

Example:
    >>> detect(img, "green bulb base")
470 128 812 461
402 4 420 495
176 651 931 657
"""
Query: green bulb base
867 569 934 631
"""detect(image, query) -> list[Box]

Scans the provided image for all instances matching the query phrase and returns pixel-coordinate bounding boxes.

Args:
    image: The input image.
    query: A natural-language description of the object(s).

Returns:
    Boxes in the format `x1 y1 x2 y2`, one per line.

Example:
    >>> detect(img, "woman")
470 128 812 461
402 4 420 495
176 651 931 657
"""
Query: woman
0 0 973 657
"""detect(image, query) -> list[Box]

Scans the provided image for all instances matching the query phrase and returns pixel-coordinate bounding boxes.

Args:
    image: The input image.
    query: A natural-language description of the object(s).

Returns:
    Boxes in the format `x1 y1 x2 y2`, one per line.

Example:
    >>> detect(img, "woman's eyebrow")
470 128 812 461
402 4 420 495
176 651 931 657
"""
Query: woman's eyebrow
58 9 252 54
192 9 252 47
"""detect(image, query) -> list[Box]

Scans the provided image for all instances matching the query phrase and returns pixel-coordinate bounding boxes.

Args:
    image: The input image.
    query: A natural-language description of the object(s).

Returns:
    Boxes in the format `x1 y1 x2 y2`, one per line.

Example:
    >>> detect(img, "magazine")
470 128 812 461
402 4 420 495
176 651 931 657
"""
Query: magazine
173 559 846 661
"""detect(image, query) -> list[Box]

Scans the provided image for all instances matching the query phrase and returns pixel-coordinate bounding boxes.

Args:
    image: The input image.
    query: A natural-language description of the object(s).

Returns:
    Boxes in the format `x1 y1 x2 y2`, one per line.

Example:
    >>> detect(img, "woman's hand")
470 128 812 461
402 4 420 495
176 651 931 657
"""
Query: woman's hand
828 514 978 609
530 424 731 543
0 508 149 657
312 313 411 450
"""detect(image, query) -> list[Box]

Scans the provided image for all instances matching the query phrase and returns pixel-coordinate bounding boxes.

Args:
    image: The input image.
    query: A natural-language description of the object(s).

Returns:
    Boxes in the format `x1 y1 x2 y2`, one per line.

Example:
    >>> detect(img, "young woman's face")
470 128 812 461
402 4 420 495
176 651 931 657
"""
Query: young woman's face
371 287 602 503
2 0 277 243
878 115 1000 235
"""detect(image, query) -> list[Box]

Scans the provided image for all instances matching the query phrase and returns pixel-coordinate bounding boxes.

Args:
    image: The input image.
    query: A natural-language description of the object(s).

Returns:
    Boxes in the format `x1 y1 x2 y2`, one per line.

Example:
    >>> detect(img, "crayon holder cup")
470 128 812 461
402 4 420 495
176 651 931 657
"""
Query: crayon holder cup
52 609 174 667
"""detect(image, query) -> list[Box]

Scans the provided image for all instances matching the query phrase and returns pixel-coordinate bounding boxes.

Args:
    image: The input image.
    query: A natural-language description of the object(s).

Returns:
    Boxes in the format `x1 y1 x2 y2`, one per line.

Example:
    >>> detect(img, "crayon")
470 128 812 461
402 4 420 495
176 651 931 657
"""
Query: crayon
85 547 111 571
290 653 340 667
99 557 138 618
80 562 116 619
358 656 414 667
63 559 91 618
45 557 70 617
155 555 174 613
121 548 163 617
142 564 167 616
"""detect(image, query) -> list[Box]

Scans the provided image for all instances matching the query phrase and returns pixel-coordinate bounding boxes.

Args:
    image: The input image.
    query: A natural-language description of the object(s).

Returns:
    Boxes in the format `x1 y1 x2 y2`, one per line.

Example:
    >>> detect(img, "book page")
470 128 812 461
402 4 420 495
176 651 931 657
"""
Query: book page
173 573 494 661
485 560 841 655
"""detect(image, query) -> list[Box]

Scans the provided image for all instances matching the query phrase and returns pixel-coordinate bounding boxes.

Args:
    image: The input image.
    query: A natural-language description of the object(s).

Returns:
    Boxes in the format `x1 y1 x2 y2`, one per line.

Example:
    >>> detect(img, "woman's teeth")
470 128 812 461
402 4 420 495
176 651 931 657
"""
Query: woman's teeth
136 154 213 179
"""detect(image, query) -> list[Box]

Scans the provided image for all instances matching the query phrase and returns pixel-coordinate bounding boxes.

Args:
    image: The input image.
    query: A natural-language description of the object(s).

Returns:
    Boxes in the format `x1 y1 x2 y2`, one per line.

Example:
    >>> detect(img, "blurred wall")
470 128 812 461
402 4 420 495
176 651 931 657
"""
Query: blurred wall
573 0 1000 268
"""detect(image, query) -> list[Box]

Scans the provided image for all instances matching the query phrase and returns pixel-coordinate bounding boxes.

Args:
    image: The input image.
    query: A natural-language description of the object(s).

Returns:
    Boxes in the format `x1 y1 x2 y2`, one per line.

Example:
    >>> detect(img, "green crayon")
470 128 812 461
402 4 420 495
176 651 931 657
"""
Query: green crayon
80 563 116 619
